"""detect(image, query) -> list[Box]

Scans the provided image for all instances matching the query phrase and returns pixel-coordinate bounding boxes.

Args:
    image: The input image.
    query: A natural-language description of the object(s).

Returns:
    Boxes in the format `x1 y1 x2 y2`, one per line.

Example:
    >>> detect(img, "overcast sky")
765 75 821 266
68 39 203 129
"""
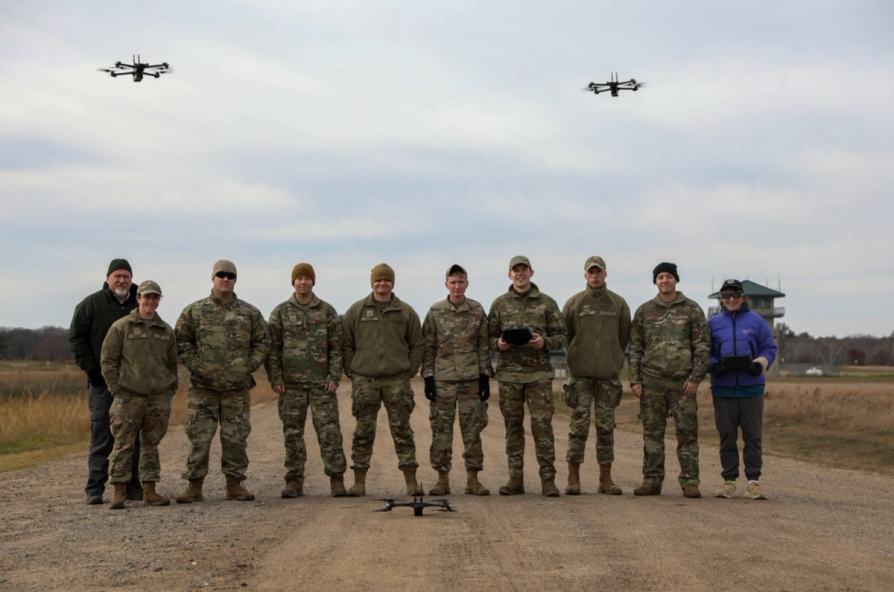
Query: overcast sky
1 0 892 337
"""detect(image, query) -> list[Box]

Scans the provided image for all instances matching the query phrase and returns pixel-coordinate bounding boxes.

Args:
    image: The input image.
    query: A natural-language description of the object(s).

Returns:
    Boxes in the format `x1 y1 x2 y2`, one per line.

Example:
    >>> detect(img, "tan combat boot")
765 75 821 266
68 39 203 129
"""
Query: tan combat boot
465 470 490 496
347 468 367 497
542 478 560 497
176 477 204 504
566 462 581 495
597 463 622 495
225 475 255 501
142 482 170 506
683 485 701 498
429 471 450 496
110 482 127 510
330 473 348 497
402 467 423 496
633 482 661 496
281 478 303 498
499 476 525 496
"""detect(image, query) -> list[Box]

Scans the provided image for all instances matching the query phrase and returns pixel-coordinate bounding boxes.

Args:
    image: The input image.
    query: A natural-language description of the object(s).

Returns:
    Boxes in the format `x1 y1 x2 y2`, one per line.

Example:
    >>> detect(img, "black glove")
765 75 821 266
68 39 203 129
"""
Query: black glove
710 362 728 377
747 362 763 377
87 368 106 387
478 374 491 401
424 376 436 401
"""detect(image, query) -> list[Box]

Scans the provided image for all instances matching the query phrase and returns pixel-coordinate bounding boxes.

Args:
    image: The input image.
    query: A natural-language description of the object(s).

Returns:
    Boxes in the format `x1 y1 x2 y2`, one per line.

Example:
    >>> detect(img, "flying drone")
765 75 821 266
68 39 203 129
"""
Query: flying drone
97 55 172 82
584 73 645 97
373 492 458 516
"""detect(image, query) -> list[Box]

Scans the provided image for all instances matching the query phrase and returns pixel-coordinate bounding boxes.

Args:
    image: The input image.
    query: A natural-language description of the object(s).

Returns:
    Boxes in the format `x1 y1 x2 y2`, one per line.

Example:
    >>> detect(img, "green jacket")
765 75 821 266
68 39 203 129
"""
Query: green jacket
628 292 709 385
265 293 343 388
487 283 567 383
69 283 138 381
100 309 178 396
342 292 423 380
563 285 631 379
175 292 270 392
422 297 492 382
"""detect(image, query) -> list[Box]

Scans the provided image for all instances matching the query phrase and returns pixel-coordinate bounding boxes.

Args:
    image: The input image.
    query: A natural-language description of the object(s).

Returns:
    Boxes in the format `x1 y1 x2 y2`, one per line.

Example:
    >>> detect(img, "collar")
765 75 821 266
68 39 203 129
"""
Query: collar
289 293 321 308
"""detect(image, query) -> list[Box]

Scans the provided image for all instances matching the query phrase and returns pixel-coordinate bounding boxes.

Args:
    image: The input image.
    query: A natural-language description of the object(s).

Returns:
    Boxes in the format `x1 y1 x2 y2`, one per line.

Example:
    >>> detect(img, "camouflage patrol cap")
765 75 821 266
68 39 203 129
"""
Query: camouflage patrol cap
509 255 531 270
585 256 606 271
212 259 237 280
137 280 162 296
446 264 467 278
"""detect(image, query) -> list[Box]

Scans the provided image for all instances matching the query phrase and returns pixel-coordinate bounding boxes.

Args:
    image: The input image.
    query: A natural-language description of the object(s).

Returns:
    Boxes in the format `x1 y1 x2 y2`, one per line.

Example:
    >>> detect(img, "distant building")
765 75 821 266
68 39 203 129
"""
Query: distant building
708 280 785 331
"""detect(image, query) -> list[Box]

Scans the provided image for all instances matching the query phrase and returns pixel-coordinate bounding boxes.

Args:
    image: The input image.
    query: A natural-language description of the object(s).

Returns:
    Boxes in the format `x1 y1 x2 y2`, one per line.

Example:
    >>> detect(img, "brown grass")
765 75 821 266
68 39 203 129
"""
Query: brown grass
0 367 278 472
561 378 894 475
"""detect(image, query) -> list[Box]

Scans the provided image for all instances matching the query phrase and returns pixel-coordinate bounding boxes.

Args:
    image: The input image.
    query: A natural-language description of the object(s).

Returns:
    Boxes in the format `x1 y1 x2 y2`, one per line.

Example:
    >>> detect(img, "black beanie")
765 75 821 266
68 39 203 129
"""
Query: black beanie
107 258 133 276
652 262 679 283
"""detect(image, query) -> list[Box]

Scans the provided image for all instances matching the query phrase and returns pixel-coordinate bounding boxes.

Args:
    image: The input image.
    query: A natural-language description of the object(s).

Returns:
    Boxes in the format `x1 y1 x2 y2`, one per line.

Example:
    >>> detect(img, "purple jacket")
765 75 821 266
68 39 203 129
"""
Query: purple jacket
708 307 777 389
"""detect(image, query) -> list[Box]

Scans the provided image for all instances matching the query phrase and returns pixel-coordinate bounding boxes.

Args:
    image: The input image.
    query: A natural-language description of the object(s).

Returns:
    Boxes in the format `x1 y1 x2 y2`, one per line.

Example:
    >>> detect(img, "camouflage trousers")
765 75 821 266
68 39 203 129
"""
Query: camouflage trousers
108 390 172 484
499 379 556 480
350 376 418 470
279 386 347 481
639 375 699 489
563 377 623 465
183 387 251 481
429 380 489 472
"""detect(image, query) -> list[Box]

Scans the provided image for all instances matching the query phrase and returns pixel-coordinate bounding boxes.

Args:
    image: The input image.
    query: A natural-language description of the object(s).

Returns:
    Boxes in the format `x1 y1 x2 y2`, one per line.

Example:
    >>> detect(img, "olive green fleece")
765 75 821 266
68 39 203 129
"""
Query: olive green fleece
100 309 179 396
562 285 631 379
342 292 424 380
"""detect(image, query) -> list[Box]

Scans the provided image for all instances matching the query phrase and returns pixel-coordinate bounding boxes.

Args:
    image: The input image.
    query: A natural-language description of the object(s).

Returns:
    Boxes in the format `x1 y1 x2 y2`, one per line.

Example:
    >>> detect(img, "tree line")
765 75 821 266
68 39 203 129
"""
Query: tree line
1 324 892 367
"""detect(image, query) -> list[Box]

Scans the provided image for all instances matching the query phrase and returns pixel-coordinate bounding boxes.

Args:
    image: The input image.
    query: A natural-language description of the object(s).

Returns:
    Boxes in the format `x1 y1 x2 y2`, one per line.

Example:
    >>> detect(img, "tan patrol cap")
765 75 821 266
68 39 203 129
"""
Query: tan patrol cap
137 280 162 296
212 259 237 279
585 256 606 271
509 255 531 270
445 264 467 277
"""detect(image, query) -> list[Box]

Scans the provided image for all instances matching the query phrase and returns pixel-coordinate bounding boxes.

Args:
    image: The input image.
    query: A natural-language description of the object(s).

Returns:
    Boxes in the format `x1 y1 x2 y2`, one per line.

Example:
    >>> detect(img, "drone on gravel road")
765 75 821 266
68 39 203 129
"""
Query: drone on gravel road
97 55 172 82
373 492 458 516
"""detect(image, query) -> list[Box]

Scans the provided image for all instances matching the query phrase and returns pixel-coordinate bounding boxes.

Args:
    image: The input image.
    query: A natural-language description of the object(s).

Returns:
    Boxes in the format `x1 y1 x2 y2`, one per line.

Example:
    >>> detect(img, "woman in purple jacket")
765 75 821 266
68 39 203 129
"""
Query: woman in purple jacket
708 279 778 500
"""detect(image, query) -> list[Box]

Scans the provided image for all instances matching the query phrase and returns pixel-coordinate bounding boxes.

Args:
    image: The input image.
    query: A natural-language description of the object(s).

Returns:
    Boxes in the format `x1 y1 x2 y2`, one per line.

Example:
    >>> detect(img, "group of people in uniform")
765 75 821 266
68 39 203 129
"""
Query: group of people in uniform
69 254 777 510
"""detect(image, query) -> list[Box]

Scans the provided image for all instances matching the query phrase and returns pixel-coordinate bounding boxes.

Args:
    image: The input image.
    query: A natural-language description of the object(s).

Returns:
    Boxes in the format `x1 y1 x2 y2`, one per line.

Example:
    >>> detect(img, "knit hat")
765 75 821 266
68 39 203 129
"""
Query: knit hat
107 258 132 277
371 263 395 287
212 259 237 280
509 255 531 270
291 263 315 285
652 262 679 283
584 256 606 271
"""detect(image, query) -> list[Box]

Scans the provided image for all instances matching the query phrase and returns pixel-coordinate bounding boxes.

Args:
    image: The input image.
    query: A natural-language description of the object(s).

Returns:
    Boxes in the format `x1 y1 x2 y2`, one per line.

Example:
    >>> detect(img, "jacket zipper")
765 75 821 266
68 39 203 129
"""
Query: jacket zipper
732 311 739 388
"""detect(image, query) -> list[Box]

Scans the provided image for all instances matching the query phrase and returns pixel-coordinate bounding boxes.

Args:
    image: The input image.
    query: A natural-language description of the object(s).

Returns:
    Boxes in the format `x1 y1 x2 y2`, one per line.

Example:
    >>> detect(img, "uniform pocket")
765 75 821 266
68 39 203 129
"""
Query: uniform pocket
605 378 623 409
562 379 578 408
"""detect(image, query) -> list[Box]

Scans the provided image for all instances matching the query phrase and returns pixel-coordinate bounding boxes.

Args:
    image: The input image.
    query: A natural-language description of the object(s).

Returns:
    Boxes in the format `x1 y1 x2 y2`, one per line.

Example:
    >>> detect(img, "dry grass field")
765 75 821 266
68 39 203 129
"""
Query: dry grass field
2 361 892 474
0 361 277 471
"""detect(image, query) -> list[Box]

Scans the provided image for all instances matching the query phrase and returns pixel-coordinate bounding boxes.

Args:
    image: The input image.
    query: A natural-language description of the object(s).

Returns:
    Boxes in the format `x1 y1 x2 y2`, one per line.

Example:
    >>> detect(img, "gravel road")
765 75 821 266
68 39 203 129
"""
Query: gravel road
2 382 893 591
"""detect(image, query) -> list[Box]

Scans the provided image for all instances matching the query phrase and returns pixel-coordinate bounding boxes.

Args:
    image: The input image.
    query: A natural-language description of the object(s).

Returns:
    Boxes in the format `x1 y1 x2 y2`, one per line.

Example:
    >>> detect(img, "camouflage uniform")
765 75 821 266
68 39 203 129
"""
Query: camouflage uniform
422 297 492 472
266 294 347 481
175 292 269 481
488 284 567 480
101 310 179 484
629 292 709 489
343 292 424 470
562 285 631 465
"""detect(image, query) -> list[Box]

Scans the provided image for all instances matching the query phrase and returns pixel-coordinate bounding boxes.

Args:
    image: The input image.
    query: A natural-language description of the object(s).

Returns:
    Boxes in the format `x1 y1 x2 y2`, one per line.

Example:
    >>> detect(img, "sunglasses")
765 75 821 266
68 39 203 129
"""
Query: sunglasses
720 292 744 300
215 272 236 280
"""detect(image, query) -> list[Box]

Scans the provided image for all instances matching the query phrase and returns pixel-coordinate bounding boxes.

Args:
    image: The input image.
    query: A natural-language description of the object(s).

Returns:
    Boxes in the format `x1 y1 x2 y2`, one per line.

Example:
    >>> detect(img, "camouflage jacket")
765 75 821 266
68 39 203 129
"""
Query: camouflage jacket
100 309 178 396
422 297 492 382
175 291 270 392
628 291 709 385
563 285 631 379
343 292 424 380
487 283 567 383
265 293 343 388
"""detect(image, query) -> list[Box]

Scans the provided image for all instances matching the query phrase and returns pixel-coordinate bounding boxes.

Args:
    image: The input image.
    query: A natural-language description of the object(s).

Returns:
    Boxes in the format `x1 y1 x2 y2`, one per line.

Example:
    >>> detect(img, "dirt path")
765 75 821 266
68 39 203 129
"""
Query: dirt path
2 383 893 591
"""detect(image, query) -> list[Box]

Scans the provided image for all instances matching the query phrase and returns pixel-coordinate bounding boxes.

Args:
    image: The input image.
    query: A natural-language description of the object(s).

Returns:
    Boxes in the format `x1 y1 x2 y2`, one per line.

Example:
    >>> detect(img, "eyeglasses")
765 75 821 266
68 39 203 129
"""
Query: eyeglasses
215 272 236 280
720 292 744 300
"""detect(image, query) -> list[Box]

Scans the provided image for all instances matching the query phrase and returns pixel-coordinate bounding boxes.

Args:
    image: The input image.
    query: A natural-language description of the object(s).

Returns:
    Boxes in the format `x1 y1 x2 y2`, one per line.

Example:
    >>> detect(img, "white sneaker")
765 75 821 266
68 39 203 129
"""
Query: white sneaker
715 480 736 499
745 481 768 500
